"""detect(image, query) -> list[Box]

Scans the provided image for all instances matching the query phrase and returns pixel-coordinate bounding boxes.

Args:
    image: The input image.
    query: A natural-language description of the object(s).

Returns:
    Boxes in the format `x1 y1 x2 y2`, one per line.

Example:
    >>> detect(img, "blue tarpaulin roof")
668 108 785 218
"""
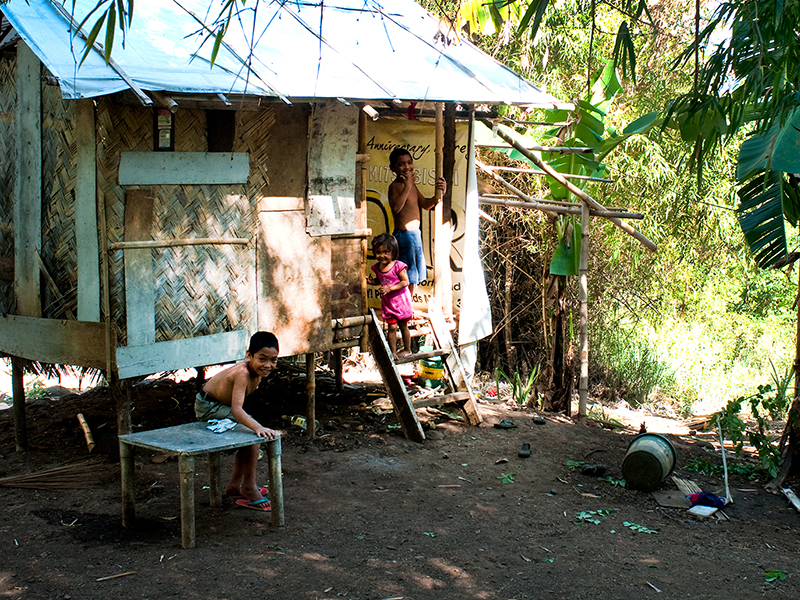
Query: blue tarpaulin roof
1 0 562 106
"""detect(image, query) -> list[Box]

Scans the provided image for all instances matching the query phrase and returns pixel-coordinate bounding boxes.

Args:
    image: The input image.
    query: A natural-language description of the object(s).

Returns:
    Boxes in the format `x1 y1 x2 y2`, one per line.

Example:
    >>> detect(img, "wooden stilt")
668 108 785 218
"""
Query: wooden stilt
333 348 344 391
119 439 135 527
208 452 222 507
578 200 590 417
267 438 285 527
113 379 132 436
178 454 196 548
305 353 316 437
11 356 28 452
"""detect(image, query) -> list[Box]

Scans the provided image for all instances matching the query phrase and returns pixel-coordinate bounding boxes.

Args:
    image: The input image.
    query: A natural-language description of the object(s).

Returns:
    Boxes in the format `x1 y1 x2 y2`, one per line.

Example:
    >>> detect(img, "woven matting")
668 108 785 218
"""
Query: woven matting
96 100 274 345
0 53 16 315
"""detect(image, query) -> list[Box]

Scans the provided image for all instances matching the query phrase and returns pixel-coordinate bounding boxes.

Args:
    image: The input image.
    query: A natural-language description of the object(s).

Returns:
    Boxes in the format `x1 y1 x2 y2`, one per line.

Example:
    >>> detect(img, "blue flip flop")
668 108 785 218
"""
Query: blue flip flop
235 497 271 512
227 486 269 500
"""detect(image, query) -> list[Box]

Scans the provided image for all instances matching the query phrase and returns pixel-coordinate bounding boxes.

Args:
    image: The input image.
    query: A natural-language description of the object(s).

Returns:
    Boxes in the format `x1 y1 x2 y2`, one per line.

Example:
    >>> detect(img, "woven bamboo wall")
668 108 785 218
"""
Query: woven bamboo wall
41 76 78 320
96 99 269 346
0 51 16 315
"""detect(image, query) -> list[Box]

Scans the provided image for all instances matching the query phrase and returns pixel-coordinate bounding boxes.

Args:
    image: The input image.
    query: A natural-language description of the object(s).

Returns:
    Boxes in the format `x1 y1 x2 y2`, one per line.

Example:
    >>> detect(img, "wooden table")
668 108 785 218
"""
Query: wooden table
118 421 284 548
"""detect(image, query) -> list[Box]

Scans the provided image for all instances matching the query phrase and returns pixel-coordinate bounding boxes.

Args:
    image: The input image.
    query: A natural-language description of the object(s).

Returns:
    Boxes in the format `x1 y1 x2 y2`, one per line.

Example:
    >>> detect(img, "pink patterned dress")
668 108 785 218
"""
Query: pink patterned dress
371 260 414 323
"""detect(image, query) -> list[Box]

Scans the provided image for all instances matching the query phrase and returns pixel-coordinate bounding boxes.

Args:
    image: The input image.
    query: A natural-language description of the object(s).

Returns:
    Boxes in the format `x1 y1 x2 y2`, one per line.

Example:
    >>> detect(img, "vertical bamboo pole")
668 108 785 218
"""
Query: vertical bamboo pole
11 357 27 451
178 454 196 549
433 102 445 308
578 200 591 417
267 438 285 527
119 440 135 527
305 353 316 438
358 111 370 352
504 225 516 374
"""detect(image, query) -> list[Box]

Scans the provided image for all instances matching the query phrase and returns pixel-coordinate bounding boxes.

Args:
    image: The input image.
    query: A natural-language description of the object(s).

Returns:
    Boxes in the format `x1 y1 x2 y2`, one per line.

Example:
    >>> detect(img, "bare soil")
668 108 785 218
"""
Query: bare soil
1 362 799 600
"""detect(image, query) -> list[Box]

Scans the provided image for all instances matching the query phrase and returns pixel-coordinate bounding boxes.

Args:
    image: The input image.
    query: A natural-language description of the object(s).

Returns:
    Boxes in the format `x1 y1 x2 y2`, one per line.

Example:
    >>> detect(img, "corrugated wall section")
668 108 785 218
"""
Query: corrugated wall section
0 51 16 315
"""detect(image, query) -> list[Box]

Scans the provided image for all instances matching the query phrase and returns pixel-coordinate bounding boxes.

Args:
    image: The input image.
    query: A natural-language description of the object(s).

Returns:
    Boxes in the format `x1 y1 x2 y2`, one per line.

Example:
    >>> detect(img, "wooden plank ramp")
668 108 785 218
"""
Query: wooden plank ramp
367 305 483 442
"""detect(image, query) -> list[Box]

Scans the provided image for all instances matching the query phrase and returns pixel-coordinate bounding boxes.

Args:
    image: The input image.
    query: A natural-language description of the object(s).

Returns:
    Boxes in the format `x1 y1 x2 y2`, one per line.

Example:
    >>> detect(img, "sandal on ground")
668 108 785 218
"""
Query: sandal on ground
494 419 517 429
227 486 269 500
518 443 531 458
235 497 271 511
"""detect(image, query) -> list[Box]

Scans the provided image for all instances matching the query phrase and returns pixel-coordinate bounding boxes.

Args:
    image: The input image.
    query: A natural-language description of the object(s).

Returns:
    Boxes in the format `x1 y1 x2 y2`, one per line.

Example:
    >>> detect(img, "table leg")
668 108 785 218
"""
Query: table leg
178 454 196 548
267 438 284 527
119 440 136 527
208 452 222 507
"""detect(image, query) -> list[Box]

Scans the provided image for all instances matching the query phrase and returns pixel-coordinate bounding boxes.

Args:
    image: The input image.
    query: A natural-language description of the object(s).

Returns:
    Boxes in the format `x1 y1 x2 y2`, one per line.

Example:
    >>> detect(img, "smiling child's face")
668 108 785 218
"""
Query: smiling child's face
374 244 393 266
247 347 278 378
392 153 415 179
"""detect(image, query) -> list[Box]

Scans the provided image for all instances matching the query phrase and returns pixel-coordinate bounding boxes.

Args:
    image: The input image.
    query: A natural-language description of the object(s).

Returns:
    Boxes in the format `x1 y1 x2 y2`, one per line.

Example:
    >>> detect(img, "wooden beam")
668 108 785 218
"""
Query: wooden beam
478 196 643 219
115 330 248 379
123 190 156 347
478 119 657 251
75 99 101 322
485 164 613 183
14 42 41 318
476 143 594 154
0 315 108 369
118 152 250 185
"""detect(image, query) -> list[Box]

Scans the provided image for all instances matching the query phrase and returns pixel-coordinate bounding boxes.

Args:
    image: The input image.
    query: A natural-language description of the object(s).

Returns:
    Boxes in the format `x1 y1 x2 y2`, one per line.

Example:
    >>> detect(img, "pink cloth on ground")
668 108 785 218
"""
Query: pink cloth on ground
371 260 413 322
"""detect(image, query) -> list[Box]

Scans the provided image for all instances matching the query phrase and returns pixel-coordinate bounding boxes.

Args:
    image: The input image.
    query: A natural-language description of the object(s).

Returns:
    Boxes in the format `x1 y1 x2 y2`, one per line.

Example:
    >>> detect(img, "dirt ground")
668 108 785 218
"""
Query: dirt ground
1 359 799 600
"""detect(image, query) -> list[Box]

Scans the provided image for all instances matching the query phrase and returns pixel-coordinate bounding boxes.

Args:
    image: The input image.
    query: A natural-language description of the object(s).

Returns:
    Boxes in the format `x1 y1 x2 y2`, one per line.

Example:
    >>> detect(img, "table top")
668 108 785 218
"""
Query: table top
118 421 279 455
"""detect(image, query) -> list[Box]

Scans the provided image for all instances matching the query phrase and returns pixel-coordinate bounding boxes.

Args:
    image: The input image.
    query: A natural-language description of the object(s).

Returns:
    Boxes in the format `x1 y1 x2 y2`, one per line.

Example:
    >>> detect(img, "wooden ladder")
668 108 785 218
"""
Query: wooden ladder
367 302 482 443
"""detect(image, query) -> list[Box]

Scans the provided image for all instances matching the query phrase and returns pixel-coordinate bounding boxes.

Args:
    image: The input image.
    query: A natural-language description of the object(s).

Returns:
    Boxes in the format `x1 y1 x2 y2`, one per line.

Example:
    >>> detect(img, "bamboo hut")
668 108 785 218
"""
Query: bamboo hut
0 0 568 446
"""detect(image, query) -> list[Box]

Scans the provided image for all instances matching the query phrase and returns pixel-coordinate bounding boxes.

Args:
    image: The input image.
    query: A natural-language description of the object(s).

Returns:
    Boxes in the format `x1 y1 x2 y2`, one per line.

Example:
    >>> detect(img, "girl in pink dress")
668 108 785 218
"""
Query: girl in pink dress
367 233 414 358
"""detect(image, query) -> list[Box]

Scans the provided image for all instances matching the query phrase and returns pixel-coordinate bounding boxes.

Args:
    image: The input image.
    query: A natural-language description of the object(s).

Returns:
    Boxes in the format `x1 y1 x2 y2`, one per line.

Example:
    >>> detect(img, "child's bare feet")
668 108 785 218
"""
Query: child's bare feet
397 349 412 359
225 485 269 500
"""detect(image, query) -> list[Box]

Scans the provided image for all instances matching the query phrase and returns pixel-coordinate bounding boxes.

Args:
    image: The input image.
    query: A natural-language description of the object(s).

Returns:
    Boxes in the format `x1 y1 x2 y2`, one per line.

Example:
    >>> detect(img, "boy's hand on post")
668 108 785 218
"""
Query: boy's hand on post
435 176 447 194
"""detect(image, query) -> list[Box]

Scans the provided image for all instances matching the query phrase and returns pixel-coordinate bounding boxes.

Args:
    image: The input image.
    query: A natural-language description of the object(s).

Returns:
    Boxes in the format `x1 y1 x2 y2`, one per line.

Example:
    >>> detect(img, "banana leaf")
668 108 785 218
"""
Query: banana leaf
550 217 581 276
737 170 788 268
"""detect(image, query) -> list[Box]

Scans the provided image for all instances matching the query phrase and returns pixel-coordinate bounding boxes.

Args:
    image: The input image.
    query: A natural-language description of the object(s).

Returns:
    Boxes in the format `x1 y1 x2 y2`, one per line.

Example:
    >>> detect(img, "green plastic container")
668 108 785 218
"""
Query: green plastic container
621 433 677 491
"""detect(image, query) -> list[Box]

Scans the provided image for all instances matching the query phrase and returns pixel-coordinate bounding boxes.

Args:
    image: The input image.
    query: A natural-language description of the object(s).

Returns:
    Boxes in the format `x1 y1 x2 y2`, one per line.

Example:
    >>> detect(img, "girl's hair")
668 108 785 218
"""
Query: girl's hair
372 232 399 260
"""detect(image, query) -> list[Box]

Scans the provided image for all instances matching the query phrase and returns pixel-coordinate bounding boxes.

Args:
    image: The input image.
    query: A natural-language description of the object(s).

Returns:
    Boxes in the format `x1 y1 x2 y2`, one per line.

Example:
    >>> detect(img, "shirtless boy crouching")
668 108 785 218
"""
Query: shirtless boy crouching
195 331 280 512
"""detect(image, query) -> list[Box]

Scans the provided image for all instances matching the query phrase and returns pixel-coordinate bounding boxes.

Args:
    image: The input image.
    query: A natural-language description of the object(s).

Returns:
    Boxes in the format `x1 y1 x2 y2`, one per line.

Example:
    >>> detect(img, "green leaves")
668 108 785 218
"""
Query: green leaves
75 0 135 65
736 171 790 268
764 570 787 582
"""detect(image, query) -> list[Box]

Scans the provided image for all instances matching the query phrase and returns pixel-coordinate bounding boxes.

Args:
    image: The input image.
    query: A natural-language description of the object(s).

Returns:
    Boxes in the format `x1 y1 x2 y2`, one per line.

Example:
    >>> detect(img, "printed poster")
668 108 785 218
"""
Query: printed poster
365 119 469 313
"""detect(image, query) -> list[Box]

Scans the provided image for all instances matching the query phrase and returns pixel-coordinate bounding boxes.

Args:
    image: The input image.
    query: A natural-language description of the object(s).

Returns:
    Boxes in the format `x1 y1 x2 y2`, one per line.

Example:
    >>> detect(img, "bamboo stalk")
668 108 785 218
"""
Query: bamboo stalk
478 118 657 251
486 165 613 183
76 413 96 453
578 200 590 417
108 237 250 251
476 143 594 154
434 102 446 309
476 161 558 218
477 196 643 219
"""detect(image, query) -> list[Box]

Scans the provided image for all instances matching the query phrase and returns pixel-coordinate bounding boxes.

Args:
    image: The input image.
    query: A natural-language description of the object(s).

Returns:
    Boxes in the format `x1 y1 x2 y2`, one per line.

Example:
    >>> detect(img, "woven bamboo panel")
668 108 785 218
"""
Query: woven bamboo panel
96 98 152 345
41 73 78 319
97 101 268 345
0 53 16 315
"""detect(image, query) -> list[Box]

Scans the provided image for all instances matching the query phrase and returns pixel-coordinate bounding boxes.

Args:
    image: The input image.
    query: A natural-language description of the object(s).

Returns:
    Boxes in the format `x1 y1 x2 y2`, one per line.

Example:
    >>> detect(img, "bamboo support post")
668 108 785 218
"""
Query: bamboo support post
208 452 222 507
486 165 613 183
267 437 285 527
76 413 96 453
476 143 594 153
478 118 656 251
332 314 373 329
119 440 135 527
178 454 196 548
97 188 114 380
578 201 590 417
358 110 370 352
434 102 446 309
333 348 344 391
11 356 27 452
305 353 316 438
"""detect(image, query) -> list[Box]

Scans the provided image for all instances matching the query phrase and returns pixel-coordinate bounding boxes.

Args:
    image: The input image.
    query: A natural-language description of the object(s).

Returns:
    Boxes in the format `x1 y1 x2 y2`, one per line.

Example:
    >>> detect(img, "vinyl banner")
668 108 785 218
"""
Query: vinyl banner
365 118 469 313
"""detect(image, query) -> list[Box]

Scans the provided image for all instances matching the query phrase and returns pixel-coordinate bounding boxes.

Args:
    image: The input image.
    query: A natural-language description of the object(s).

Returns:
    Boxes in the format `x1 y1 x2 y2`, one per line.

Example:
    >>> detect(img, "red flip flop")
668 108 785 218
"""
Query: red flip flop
235 497 271 512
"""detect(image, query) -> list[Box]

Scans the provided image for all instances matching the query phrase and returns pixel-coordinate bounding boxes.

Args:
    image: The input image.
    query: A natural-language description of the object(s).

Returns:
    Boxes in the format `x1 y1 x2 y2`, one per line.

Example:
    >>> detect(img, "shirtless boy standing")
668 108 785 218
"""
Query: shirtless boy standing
195 331 279 511
388 147 446 298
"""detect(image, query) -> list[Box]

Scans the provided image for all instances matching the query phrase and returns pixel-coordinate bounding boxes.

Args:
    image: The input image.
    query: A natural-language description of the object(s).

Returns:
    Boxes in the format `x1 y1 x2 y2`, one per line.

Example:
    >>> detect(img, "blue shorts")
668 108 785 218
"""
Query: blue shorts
393 229 427 285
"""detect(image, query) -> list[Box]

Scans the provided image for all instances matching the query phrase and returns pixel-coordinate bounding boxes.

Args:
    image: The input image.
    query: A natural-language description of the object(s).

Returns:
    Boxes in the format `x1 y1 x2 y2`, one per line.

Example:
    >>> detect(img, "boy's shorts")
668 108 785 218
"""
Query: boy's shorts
393 228 426 285
195 391 234 421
